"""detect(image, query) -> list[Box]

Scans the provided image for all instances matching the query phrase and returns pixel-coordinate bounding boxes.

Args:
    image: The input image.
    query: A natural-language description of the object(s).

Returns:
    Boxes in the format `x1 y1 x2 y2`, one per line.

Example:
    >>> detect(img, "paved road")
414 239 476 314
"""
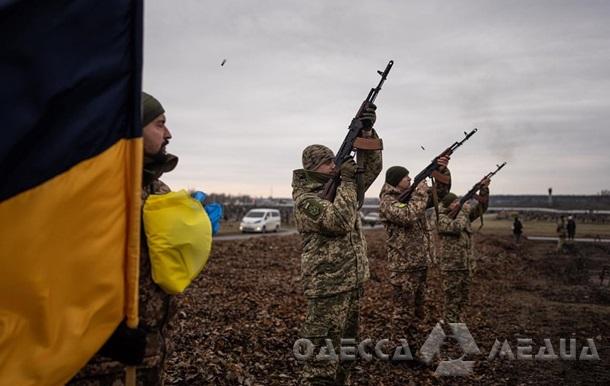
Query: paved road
214 225 384 241
527 236 610 243
214 229 298 241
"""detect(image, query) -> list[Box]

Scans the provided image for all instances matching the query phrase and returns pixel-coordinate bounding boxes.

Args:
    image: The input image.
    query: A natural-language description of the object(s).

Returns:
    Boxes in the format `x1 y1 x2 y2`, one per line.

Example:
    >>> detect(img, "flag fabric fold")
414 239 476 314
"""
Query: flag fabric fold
0 1 143 384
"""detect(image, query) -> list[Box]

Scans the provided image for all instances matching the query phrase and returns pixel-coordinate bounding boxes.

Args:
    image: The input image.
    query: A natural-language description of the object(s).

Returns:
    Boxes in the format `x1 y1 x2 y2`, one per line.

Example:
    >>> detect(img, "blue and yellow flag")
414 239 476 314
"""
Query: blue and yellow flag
0 1 143 384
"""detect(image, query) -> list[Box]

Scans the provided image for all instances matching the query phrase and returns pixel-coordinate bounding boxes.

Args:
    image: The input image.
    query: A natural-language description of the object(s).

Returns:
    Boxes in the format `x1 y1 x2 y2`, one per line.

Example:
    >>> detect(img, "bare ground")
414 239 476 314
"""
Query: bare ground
166 230 610 385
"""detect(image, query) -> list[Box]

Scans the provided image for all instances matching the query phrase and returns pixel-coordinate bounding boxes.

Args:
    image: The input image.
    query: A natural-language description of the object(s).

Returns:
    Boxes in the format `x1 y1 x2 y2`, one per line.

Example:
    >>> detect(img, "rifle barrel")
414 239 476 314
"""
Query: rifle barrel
369 60 394 104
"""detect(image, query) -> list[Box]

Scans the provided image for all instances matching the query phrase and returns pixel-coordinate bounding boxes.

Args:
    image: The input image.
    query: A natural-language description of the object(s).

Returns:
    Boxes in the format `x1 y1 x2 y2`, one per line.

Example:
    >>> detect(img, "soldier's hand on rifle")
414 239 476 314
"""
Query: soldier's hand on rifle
436 155 450 171
340 158 358 183
357 102 376 134
480 177 491 188
462 200 476 213
415 180 429 195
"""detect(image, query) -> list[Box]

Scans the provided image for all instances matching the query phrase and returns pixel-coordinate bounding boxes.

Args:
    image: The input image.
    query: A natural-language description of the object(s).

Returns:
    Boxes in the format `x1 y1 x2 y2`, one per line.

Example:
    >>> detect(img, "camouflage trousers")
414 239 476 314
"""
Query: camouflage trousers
441 269 471 323
390 268 427 345
300 287 362 386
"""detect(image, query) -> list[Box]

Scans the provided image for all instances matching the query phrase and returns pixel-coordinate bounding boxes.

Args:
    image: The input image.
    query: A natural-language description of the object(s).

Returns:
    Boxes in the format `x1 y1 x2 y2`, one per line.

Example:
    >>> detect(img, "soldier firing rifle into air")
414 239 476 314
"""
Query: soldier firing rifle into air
448 161 507 220
397 128 478 204
319 60 393 207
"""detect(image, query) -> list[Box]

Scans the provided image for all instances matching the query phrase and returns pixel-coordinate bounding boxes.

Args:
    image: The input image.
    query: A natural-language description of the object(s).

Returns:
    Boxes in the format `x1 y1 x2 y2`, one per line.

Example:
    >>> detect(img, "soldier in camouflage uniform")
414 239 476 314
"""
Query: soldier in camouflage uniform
70 92 178 385
292 104 382 386
378 160 451 345
436 179 490 323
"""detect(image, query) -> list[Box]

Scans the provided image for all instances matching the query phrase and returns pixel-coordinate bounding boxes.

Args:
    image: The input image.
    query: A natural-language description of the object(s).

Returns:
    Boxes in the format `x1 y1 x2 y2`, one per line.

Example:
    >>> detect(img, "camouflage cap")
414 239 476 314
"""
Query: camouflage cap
441 192 458 207
302 144 335 171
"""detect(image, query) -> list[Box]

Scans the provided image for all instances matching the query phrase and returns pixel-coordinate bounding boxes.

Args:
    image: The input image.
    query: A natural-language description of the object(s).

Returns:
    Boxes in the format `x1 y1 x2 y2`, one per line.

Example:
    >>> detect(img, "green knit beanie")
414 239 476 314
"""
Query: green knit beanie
385 166 409 187
142 92 165 127
441 192 458 208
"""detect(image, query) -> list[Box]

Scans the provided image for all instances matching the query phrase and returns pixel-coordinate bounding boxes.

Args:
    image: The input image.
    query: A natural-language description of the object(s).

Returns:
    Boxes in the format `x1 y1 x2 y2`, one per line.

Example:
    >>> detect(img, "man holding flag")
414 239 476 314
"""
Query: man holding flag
70 92 178 385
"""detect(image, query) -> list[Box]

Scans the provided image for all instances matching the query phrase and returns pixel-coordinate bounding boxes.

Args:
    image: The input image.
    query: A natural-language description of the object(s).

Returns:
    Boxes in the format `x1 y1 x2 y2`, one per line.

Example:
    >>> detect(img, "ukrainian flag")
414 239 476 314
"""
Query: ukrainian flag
0 1 143 384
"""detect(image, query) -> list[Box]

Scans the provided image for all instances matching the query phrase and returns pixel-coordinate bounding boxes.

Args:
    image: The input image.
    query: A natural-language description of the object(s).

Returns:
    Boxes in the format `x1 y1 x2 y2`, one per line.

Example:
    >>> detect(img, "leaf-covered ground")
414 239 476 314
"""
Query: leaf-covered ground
166 231 610 385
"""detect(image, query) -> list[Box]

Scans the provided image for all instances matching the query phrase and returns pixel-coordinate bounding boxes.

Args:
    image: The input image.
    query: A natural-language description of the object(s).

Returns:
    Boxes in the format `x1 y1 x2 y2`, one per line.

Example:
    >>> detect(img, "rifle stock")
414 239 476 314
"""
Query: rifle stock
320 174 341 202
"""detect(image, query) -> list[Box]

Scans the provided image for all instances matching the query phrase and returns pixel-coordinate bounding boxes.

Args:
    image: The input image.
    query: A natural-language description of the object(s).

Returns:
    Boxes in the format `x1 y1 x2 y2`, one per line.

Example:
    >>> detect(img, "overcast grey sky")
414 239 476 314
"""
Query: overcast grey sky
143 0 610 197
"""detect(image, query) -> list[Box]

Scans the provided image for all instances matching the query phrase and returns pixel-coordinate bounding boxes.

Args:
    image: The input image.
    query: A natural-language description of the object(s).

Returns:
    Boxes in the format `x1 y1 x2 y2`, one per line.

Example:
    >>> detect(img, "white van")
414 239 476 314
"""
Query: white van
239 209 281 233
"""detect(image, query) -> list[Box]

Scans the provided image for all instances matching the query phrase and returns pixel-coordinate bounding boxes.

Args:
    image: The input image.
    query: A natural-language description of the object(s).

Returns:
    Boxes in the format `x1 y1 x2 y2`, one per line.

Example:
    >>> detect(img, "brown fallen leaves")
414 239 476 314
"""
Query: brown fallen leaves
165 231 610 385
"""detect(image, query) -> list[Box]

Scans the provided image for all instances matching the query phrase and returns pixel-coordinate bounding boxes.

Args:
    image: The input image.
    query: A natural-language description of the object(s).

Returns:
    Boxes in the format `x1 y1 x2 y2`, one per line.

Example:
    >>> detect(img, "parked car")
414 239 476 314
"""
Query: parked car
362 211 381 226
239 209 281 233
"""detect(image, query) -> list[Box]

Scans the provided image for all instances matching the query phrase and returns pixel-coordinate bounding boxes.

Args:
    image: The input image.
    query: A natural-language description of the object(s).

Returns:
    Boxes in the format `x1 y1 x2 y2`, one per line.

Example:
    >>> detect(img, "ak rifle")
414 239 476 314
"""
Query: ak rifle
397 128 478 203
319 60 394 204
451 161 507 217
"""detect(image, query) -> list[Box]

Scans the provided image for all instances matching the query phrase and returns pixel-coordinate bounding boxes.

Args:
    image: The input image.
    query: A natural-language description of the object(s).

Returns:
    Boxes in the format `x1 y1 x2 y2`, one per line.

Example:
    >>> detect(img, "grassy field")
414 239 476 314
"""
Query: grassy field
218 217 610 238
479 215 610 238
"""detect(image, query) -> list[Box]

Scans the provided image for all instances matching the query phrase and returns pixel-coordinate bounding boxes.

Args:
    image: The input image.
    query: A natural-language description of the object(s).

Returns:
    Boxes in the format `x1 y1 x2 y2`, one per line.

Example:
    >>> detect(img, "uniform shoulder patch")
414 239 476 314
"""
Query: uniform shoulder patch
393 202 407 208
300 198 324 220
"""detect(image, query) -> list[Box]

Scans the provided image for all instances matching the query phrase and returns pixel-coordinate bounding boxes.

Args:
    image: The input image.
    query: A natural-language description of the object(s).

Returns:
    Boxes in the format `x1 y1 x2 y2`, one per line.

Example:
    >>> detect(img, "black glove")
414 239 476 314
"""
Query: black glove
99 321 147 365
340 158 358 183
357 102 376 130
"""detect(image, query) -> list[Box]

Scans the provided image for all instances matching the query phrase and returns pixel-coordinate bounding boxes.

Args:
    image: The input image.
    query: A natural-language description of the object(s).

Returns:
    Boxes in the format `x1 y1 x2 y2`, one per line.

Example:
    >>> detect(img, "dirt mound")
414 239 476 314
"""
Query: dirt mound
165 230 610 385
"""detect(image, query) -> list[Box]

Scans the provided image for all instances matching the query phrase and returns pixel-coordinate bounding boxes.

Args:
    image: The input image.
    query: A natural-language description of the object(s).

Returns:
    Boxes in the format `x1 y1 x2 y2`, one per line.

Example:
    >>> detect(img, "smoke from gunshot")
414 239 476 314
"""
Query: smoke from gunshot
452 62 524 163
480 121 519 162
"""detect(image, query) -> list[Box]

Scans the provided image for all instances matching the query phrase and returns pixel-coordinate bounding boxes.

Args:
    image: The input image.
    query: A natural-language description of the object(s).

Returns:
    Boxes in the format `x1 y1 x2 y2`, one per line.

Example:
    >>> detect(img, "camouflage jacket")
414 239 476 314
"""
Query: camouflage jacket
71 154 178 383
379 168 451 277
292 145 382 298
379 183 430 277
425 168 452 210
436 187 489 271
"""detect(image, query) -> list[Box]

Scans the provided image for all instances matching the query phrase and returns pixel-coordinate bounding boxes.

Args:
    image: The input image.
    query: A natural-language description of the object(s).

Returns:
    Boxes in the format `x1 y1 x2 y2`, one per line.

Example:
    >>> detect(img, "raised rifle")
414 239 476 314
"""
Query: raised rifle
450 161 507 218
397 128 478 203
319 60 394 205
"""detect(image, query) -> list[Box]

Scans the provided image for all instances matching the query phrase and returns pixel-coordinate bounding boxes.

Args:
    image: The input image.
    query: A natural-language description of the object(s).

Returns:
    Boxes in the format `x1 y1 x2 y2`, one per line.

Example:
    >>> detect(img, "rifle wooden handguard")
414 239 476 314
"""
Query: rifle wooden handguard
352 137 383 151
